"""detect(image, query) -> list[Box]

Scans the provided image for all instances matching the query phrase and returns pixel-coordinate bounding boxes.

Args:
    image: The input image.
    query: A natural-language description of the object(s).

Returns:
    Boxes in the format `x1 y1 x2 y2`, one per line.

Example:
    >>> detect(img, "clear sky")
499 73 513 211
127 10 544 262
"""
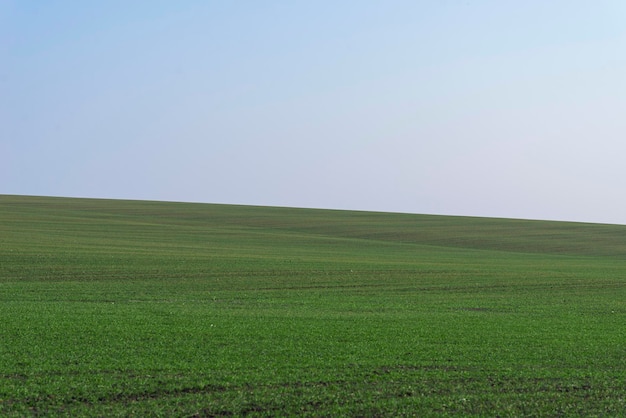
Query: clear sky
3 1 626 224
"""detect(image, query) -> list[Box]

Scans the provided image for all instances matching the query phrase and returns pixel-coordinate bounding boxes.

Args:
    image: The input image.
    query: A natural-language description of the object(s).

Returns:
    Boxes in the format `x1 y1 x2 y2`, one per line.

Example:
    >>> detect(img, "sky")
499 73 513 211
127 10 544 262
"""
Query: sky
3 1 626 224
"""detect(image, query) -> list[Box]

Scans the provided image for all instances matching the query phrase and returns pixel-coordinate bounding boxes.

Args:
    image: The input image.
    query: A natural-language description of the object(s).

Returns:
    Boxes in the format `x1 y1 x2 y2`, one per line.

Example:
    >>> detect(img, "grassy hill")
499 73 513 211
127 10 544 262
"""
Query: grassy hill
1 195 625 416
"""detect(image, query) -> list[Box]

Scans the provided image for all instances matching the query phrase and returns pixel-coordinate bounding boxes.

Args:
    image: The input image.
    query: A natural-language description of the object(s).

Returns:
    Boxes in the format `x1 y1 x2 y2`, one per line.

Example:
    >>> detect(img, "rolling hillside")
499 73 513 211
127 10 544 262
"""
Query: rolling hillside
2 194 625 416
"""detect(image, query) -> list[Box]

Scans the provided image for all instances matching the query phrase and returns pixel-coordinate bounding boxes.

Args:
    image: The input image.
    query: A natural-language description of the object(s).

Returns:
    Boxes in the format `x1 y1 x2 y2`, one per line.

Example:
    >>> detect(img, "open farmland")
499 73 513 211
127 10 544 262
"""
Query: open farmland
1 195 626 416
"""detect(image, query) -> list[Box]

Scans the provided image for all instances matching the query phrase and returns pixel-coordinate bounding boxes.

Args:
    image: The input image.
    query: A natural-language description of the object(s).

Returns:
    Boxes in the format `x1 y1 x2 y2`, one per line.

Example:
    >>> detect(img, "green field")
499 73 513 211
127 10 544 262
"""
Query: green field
1 195 626 416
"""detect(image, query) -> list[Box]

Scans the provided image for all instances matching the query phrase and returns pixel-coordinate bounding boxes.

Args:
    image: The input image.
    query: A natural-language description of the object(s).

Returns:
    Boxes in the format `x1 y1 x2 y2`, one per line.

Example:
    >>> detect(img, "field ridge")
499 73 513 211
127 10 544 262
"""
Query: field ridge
3 194 626 258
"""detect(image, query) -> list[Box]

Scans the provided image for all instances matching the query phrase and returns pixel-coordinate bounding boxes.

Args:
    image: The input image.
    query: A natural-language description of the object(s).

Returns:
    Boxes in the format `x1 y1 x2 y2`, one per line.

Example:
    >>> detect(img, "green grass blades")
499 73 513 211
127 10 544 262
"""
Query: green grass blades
1 195 626 416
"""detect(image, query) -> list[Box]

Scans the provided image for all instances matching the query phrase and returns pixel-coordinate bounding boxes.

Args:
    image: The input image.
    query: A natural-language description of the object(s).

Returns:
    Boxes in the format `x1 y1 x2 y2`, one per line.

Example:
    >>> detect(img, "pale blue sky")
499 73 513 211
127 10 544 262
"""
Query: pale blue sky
3 1 626 223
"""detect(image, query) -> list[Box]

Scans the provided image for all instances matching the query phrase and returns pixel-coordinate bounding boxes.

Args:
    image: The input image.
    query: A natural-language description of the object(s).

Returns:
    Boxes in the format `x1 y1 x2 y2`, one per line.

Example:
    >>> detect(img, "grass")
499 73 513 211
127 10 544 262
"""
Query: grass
1 194 626 416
